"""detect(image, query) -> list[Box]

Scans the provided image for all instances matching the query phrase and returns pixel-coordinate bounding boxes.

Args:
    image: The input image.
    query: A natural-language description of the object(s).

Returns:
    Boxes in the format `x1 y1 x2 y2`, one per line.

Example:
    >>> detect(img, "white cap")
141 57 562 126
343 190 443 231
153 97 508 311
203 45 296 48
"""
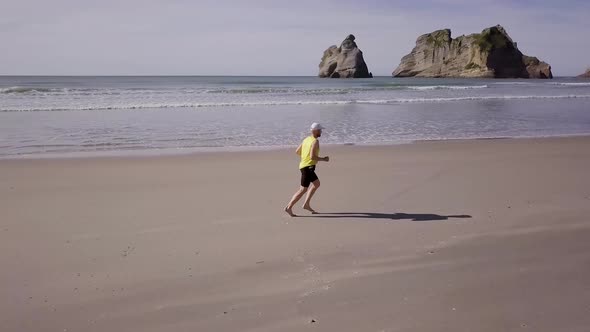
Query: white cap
310 122 324 131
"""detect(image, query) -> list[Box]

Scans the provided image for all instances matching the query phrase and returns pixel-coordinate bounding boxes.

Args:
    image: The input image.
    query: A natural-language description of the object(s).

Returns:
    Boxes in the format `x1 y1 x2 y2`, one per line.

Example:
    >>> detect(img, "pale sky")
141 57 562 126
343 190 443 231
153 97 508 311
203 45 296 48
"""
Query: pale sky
1 0 588 76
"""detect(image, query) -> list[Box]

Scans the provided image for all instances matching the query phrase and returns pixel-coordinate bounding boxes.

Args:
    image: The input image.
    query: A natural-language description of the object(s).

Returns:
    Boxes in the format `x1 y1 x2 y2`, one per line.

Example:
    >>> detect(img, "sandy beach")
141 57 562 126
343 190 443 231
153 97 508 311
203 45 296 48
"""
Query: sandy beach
1 136 590 332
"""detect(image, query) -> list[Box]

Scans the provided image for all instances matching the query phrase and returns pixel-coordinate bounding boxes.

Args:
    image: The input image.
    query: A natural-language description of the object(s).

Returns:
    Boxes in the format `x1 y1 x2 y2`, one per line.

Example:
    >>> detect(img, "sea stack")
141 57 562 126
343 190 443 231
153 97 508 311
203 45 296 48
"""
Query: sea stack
319 34 373 78
578 68 590 78
392 25 552 79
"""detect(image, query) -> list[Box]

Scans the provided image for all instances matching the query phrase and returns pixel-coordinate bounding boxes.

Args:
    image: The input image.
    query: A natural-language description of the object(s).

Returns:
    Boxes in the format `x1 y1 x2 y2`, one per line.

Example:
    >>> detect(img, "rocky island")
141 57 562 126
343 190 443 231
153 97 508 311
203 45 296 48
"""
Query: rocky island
319 34 372 78
578 68 590 78
392 25 552 79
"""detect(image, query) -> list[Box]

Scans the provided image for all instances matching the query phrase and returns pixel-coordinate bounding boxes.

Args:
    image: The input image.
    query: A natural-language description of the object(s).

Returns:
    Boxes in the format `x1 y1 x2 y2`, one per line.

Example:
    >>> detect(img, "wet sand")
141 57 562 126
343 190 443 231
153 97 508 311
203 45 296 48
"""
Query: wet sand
1 137 590 331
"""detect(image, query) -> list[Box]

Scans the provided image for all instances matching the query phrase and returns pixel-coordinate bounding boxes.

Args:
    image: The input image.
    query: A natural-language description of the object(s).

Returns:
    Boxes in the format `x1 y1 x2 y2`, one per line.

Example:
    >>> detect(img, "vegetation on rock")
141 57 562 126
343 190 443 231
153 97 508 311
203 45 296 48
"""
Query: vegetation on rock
392 25 552 79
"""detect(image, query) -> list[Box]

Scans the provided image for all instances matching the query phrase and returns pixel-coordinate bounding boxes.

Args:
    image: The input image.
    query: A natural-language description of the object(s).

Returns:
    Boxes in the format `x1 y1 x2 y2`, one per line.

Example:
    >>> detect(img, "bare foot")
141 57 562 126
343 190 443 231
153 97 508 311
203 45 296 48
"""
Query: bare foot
302 205 318 214
284 206 297 217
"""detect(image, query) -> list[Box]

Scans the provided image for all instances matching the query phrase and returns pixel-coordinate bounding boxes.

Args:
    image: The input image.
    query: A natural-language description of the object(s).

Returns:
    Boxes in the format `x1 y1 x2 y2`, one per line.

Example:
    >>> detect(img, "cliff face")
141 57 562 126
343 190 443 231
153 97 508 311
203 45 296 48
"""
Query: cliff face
393 25 552 79
319 34 372 78
578 69 590 78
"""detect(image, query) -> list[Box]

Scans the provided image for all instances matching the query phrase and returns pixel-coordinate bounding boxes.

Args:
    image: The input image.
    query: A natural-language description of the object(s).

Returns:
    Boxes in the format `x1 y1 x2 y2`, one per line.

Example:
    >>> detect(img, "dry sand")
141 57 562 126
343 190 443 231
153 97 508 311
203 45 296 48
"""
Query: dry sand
1 137 590 332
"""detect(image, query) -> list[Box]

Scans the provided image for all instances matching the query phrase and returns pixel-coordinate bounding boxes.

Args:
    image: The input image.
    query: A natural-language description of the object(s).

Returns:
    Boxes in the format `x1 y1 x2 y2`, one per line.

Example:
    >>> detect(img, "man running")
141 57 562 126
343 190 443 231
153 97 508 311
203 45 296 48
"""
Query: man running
284 123 330 217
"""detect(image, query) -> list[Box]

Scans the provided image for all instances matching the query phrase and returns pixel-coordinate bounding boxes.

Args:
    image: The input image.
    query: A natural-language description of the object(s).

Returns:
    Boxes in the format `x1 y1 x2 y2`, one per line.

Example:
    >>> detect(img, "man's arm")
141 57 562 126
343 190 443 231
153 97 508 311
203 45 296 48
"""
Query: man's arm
310 141 329 162
295 144 302 156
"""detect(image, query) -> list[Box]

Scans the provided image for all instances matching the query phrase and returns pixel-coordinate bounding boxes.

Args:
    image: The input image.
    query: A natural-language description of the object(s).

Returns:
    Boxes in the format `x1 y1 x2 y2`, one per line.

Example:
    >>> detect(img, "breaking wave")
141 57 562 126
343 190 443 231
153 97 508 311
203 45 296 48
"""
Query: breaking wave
3 94 590 112
551 82 590 87
206 87 351 95
407 85 488 90
0 86 66 94
357 94 590 104
1 84 489 96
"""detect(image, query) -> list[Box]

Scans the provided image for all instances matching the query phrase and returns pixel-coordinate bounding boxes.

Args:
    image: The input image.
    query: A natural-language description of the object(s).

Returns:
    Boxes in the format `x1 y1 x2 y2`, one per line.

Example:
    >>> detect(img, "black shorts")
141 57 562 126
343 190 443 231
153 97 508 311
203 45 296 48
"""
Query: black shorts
300 165 319 188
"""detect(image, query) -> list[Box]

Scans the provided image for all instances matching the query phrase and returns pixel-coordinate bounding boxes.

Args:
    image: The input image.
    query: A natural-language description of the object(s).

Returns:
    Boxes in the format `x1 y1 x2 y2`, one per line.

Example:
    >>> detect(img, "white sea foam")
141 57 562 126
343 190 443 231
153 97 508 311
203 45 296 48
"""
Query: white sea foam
408 85 488 90
3 94 590 112
358 94 590 104
0 86 65 93
492 82 535 85
0 100 355 112
0 84 485 96
551 82 590 87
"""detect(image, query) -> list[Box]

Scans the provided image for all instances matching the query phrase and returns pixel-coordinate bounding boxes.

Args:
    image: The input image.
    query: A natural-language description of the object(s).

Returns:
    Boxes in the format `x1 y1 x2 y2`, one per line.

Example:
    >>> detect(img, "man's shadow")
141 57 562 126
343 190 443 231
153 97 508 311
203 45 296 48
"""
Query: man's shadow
299 212 472 222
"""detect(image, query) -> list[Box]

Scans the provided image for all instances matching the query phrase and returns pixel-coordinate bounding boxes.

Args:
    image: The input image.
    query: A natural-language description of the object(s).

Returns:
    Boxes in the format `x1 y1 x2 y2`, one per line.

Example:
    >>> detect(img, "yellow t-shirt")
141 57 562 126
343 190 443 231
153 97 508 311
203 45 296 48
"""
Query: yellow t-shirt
299 136 318 169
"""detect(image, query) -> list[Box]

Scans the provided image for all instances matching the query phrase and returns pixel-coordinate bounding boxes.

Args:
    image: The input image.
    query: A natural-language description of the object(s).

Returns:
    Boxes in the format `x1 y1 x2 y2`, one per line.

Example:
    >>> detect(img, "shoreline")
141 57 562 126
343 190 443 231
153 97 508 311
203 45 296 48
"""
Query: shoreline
2 133 590 161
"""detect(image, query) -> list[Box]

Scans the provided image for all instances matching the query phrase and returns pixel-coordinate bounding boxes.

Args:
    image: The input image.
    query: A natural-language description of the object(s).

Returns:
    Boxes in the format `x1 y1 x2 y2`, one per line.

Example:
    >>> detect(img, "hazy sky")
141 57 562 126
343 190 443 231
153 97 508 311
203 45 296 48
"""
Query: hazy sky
1 0 588 76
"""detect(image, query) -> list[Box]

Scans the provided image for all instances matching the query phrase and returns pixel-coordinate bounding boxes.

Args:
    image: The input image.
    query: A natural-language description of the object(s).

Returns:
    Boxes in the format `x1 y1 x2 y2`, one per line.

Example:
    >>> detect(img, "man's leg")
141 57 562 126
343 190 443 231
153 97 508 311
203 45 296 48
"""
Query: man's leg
285 186 308 217
302 179 320 213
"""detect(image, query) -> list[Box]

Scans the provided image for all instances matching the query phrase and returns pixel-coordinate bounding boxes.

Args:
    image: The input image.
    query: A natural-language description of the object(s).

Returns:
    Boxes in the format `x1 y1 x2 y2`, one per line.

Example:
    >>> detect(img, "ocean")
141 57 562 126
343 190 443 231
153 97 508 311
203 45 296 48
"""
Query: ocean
1 76 590 158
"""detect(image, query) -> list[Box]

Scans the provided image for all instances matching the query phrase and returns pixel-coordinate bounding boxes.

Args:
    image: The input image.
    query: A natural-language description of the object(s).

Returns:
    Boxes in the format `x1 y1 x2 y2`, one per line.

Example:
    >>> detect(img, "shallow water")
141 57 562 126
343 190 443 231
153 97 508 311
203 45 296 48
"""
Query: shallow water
1 76 590 157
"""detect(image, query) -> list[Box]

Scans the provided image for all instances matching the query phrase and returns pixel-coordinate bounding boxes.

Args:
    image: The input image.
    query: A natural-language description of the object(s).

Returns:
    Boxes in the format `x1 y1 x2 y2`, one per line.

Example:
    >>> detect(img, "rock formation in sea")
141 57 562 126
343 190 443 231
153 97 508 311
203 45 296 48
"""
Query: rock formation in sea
578 68 590 78
392 25 552 79
319 34 373 78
